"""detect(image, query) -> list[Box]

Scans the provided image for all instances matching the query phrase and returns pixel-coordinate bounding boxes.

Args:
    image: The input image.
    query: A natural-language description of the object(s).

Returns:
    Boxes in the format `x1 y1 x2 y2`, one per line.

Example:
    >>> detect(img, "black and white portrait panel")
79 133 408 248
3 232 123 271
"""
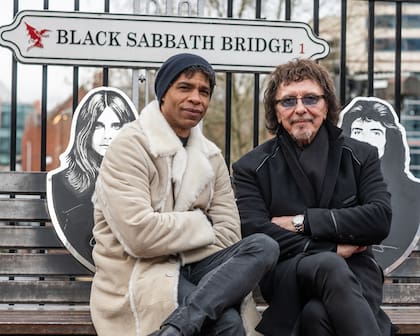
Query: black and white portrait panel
339 96 420 274
47 87 138 271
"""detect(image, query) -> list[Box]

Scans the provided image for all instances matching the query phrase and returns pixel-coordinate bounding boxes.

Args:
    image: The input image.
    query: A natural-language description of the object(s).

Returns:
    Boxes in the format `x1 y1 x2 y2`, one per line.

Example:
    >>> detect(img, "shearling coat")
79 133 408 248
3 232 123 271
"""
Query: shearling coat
232 121 393 335
90 100 261 336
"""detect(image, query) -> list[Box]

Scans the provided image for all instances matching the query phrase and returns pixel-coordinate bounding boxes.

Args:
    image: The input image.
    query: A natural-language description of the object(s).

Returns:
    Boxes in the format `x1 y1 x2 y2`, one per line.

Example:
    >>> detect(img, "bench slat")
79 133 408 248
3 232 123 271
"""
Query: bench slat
0 310 96 335
0 227 63 248
0 281 91 304
0 199 50 221
0 172 46 194
0 254 92 276
382 307 420 335
383 283 420 304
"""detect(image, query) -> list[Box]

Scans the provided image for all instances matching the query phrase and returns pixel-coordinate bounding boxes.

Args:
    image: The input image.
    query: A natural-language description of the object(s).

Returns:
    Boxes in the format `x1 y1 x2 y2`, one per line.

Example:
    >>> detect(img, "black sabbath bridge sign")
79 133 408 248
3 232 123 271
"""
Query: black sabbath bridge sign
0 10 330 72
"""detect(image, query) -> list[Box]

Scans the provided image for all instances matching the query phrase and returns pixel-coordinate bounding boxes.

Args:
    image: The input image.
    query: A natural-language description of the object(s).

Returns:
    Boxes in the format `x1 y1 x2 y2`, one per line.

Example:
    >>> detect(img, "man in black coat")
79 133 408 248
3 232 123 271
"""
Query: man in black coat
232 59 395 336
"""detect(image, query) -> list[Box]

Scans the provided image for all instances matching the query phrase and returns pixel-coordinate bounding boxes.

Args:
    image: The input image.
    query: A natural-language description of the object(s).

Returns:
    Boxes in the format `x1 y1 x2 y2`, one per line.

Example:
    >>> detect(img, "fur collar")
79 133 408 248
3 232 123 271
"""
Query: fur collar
139 100 221 211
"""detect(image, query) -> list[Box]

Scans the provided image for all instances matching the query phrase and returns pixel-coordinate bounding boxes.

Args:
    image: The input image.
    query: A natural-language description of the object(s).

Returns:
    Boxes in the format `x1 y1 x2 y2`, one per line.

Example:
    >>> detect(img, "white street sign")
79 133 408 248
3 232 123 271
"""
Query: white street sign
0 10 330 72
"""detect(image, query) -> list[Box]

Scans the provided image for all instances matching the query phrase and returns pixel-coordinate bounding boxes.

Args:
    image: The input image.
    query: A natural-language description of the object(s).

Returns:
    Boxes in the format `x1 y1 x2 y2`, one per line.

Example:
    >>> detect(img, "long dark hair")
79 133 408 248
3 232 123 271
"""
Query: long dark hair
65 88 137 193
264 58 340 134
341 98 407 175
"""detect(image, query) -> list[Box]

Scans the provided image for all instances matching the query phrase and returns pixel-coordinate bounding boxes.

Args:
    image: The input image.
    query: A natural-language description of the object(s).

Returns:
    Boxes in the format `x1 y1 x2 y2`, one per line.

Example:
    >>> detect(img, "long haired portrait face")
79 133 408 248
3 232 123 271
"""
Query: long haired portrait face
64 88 137 193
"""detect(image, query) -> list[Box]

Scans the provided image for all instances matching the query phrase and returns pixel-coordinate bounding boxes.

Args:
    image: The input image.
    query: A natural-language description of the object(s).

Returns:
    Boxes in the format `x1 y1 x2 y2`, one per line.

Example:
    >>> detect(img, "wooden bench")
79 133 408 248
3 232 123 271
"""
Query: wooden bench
0 171 419 335
0 171 96 335
381 244 420 335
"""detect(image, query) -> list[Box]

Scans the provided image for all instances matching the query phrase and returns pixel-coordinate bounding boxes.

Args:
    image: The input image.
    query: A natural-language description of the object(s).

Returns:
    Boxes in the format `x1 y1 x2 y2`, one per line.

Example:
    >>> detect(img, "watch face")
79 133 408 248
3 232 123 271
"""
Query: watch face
293 215 304 225
293 215 304 233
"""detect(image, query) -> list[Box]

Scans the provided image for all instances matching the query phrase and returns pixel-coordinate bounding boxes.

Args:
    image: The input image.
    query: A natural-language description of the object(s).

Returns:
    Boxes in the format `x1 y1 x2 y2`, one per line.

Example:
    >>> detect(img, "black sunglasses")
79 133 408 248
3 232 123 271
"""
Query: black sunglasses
275 95 325 109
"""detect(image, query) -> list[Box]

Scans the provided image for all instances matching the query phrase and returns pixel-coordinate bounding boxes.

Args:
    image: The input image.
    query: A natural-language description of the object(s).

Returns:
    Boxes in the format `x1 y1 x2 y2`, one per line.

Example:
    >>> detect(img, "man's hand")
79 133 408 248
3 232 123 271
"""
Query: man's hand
337 244 367 258
271 216 297 232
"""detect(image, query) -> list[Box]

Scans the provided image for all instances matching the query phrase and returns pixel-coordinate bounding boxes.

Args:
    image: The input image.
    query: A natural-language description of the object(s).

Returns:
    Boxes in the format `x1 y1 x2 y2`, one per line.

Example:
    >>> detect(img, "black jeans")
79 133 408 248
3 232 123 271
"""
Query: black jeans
163 233 279 336
258 251 390 336
297 252 381 336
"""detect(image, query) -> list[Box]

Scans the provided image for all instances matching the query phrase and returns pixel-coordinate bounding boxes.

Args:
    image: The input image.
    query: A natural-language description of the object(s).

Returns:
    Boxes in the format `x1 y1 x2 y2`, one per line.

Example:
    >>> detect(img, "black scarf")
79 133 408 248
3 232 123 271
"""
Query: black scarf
285 124 329 203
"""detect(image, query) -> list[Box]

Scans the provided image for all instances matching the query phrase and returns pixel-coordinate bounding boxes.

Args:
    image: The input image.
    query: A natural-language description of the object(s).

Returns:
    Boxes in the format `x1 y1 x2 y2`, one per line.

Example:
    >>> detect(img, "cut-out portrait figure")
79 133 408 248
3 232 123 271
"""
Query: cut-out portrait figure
47 87 138 271
339 96 420 274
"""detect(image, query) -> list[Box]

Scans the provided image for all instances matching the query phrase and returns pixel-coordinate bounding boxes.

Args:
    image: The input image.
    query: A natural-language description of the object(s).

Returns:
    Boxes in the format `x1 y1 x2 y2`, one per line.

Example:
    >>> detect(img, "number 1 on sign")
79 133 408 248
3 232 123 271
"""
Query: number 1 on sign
300 43 304 54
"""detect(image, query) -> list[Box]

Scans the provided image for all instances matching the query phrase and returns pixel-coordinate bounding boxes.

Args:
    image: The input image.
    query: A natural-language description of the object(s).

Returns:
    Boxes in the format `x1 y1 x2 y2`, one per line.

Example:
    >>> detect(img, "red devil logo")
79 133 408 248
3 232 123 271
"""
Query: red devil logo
24 22 51 51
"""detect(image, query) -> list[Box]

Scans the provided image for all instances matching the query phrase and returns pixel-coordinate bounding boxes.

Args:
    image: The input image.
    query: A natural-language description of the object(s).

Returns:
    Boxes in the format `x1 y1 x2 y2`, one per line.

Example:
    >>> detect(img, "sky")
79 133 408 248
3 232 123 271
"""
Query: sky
0 0 339 108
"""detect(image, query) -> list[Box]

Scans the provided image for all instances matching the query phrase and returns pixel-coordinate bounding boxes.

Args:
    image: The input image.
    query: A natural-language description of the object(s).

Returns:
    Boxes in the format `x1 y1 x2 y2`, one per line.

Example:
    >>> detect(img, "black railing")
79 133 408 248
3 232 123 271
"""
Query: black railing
1 0 418 170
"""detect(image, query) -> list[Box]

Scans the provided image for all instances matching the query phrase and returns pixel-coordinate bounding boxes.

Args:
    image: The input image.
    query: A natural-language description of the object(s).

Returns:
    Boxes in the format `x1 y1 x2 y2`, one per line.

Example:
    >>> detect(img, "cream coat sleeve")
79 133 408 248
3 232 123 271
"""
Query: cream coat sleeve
94 127 216 259
180 152 242 265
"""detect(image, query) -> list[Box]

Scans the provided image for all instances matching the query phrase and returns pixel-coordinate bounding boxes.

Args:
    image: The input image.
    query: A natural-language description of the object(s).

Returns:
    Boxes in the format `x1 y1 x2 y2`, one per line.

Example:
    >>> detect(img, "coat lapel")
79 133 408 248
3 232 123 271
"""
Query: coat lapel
172 127 220 211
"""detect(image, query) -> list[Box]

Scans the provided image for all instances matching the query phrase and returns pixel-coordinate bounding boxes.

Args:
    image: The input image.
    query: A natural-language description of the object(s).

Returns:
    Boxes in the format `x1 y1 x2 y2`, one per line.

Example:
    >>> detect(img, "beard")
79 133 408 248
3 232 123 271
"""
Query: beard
291 127 314 147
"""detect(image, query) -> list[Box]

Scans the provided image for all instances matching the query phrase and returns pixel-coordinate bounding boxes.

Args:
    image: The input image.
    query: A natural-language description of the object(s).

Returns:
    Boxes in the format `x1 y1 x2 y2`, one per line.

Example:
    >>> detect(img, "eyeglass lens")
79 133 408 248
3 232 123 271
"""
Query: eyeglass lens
278 95 323 108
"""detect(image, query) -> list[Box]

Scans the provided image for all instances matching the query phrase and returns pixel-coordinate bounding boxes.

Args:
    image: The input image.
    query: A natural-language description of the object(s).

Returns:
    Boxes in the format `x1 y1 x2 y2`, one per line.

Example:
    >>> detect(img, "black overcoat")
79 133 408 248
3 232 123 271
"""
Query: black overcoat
232 121 393 335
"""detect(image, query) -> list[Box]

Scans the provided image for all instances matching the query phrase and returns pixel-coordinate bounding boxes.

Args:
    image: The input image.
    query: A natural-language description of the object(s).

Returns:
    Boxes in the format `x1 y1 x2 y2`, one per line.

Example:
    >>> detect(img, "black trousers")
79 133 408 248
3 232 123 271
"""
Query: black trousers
297 252 381 336
163 233 279 336
259 251 390 336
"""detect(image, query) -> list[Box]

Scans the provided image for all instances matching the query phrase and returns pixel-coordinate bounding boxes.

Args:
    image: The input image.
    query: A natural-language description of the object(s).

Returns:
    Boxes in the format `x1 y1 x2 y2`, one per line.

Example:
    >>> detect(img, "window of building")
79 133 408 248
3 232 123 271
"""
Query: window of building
375 38 420 51
375 15 395 28
0 102 34 168
375 14 420 29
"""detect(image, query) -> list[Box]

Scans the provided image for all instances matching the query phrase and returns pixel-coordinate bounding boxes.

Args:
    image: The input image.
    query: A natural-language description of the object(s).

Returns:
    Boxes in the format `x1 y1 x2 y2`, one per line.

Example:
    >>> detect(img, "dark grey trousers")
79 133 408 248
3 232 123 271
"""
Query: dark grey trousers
163 233 279 336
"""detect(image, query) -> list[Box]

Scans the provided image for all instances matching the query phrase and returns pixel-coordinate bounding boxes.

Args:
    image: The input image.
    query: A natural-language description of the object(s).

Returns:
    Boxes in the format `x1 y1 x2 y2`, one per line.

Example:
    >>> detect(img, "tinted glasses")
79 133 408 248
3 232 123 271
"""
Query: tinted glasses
275 95 325 109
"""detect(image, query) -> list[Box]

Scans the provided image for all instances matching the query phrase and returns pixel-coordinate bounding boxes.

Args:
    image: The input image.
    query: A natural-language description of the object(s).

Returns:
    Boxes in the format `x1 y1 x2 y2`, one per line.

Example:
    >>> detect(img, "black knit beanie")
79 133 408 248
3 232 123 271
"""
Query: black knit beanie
154 53 216 103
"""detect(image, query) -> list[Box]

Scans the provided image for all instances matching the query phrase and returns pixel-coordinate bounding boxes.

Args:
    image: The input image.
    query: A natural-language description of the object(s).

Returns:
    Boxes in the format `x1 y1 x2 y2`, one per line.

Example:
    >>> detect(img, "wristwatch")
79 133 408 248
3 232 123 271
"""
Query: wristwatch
292 214 304 233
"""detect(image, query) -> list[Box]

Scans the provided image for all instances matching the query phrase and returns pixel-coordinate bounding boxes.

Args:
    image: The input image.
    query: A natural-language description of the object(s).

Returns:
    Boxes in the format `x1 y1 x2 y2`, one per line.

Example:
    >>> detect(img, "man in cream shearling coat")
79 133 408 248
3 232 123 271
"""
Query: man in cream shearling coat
90 53 278 336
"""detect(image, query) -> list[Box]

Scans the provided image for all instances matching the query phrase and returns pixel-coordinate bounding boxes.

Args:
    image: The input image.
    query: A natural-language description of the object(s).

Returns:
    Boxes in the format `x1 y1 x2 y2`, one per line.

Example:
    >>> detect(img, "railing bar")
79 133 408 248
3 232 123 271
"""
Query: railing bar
313 0 320 35
367 0 375 96
253 0 261 148
102 0 110 86
340 0 347 106
10 0 19 172
285 0 291 20
224 0 233 169
394 2 402 119
72 0 80 113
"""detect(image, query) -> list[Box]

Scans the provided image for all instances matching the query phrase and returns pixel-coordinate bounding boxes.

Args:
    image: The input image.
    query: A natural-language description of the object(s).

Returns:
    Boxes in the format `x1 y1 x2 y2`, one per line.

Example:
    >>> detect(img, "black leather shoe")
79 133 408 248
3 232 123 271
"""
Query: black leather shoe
148 325 182 336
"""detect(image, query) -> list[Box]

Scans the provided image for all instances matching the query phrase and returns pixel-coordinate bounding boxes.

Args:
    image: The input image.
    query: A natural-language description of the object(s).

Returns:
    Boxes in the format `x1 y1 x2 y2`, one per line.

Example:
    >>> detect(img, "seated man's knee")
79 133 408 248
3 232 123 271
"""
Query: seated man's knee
313 252 350 276
245 233 279 265
299 252 355 289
